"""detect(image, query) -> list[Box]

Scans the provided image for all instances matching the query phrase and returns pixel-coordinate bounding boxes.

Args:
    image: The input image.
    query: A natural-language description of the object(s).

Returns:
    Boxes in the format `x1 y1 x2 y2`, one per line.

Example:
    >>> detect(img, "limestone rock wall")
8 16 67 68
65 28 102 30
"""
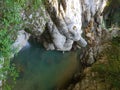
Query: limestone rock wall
23 0 107 51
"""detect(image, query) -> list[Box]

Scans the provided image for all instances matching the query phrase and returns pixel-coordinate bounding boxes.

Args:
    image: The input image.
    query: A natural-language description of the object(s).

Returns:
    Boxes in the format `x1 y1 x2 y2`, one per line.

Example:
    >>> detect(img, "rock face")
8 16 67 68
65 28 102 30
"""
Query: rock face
43 0 87 51
22 0 107 51
20 0 110 68
43 0 107 51
71 67 108 90
12 30 30 56
20 0 110 65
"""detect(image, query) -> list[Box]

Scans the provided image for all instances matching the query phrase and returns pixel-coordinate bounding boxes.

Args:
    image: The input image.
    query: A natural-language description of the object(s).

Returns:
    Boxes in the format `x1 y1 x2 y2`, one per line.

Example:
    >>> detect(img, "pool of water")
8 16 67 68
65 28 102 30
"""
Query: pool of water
11 39 80 90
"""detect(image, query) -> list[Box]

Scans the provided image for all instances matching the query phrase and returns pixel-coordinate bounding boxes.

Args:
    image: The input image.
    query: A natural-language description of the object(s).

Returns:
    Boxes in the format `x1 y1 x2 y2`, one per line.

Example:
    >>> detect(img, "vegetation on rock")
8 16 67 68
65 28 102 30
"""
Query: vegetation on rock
92 36 120 89
0 0 120 90
0 0 45 89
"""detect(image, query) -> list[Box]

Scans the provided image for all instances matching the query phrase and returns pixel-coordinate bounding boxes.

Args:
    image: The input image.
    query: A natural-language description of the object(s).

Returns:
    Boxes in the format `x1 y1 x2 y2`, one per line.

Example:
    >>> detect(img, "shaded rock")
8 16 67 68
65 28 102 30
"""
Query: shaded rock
87 49 95 64
21 0 108 51
42 0 87 51
42 22 74 51
12 30 30 54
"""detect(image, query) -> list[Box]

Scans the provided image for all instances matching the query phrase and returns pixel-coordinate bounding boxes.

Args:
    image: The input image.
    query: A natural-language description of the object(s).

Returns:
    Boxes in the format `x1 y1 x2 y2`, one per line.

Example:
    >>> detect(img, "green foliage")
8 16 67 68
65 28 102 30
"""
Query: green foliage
0 0 22 88
1 0 22 29
9 64 19 81
0 30 12 57
0 0 45 56
2 69 19 90
29 0 44 10
3 84 12 90
0 57 19 90
0 0 45 89
0 0 22 56
112 36 120 47
92 36 120 89
14 0 44 10
106 0 112 7
105 0 120 28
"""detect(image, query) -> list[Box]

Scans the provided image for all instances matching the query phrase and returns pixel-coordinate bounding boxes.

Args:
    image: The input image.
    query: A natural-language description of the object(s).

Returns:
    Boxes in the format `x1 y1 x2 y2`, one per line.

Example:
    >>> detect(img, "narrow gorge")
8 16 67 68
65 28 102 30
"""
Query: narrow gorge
0 0 120 90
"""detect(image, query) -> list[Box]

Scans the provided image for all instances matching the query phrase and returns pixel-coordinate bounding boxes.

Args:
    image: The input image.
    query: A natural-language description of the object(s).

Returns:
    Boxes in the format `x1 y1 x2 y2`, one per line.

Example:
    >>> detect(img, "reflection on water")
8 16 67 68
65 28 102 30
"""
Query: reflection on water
11 39 79 90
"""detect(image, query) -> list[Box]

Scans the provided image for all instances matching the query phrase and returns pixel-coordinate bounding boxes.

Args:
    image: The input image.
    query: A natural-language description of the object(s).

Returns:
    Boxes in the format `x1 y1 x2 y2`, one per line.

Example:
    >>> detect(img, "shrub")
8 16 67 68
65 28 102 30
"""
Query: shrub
92 36 120 89
0 0 45 89
0 0 22 88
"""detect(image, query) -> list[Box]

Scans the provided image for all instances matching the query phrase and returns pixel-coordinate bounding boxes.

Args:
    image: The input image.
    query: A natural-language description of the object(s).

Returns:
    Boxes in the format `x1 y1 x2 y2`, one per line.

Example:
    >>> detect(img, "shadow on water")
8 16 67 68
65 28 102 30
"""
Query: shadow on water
11 39 80 90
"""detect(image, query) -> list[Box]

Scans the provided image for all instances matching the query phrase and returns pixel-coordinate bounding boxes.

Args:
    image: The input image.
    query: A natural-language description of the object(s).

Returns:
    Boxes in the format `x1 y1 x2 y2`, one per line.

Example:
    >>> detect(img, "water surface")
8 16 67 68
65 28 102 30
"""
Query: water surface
12 40 79 90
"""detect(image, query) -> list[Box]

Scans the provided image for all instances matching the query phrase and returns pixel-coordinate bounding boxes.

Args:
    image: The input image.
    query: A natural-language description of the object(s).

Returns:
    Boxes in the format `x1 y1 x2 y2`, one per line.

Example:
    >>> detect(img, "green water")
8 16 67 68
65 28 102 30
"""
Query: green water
11 39 79 90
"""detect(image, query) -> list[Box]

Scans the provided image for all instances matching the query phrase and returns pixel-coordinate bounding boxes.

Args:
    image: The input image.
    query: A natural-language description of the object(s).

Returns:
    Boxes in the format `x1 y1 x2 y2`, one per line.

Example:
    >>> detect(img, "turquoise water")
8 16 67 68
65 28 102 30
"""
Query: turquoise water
11 39 79 90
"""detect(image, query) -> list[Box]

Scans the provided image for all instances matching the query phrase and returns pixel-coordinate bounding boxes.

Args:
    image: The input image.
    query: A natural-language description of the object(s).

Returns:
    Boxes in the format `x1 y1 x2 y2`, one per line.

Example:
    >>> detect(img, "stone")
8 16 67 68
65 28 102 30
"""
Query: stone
77 36 88 47
21 0 108 51
12 30 30 54
86 33 92 38
40 0 88 51
87 49 95 64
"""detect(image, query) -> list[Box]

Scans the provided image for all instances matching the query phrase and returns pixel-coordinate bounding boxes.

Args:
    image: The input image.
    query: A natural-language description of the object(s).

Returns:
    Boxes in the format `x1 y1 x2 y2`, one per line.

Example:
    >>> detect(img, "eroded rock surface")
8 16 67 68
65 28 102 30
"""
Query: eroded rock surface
12 30 30 54
22 0 108 51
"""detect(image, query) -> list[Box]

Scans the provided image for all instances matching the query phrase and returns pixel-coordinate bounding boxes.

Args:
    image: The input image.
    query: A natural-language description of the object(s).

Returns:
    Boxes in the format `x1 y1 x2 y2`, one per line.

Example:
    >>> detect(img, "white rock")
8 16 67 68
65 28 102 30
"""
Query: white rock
29 14 33 19
24 0 107 51
86 33 92 38
12 30 30 54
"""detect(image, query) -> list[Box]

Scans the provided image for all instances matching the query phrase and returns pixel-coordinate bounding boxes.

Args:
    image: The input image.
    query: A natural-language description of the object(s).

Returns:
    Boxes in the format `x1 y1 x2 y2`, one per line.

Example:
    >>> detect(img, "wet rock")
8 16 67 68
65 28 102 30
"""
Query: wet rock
46 43 55 50
42 0 88 51
21 0 108 51
12 30 30 54
43 22 74 51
